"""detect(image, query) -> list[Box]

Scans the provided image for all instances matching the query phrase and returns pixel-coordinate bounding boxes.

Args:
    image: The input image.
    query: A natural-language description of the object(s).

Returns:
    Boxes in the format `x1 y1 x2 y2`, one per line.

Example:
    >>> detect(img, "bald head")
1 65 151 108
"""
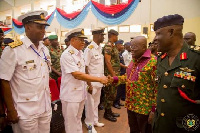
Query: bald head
184 32 196 46
130 36 147 59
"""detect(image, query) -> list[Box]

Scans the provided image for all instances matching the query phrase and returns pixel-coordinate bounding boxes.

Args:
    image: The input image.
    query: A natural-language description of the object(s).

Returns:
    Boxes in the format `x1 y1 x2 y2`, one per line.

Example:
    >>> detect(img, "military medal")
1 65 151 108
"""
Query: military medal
174 67 196 82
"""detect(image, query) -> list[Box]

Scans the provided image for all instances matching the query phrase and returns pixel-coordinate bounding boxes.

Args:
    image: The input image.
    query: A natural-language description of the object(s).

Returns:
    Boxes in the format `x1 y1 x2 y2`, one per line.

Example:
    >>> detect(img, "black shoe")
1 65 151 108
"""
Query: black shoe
113 104 121 109
98 104 104 110
104 113 117 122
119 103 124 106
111 112 120 117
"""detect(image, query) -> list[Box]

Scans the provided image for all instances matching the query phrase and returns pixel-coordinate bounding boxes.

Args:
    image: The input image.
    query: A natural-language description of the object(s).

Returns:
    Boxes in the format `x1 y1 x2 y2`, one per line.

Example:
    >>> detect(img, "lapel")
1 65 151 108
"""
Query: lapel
167 42 189 71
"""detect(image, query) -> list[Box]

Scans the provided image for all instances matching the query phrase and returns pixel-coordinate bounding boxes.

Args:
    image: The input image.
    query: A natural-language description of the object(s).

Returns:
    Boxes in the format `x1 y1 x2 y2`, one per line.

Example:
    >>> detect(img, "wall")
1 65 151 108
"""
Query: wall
1 0 200 44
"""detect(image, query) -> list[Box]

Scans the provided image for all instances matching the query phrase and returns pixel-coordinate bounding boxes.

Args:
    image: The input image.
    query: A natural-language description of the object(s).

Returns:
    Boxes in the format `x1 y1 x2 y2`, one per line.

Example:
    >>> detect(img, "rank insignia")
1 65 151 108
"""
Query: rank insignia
180 67 194 73
180 52 187 60
8 40 23 48
161 53 167 59
69 50 74 55
88 45 94 49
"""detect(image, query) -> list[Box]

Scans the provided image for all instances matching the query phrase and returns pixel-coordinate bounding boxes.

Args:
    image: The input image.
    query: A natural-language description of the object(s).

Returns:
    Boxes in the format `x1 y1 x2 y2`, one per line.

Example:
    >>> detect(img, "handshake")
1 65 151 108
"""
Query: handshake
99 75 127 86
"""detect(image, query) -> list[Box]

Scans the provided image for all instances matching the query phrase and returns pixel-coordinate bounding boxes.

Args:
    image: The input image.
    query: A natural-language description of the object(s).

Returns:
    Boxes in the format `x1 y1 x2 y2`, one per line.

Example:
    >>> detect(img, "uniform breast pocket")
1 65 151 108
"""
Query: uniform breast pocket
170 77 195 92
24 63 42 80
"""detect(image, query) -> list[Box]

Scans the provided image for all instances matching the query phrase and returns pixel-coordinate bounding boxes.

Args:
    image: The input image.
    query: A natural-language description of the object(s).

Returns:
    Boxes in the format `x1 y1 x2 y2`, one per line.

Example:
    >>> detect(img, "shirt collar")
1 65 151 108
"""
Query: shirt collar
23 36 45 50
141 49 151 58
68 45 82 56
91 41 101 49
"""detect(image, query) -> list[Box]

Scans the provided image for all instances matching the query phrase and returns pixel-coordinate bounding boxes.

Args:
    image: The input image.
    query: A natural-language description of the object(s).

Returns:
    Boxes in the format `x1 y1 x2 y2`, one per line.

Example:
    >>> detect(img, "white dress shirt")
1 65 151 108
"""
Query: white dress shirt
0 36 51 119
60 45 86 102
84 41 104 94
122 50 132 66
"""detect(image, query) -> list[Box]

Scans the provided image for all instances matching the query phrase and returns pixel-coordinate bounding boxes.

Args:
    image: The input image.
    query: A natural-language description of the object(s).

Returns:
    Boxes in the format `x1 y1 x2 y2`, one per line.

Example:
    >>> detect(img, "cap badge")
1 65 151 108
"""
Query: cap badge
40 13 45 20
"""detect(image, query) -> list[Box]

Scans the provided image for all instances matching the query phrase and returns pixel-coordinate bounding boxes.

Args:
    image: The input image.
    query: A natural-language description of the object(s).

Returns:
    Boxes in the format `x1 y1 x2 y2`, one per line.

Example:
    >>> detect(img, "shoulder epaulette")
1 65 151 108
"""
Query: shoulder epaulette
68 50 74 55
8 40 23 48
88 45 94 49
189 45 200 54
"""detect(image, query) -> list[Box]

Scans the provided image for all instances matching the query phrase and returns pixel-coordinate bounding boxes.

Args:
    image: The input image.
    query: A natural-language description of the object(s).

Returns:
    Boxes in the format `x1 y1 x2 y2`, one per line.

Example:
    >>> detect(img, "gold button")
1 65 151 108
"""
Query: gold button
26 98 29 101
164 72 168 76
161 99 165 102
74 88 77 90
161 113 165 116
43 76 45 78
41 63 43 66
181 85 185 88
163 85 167 88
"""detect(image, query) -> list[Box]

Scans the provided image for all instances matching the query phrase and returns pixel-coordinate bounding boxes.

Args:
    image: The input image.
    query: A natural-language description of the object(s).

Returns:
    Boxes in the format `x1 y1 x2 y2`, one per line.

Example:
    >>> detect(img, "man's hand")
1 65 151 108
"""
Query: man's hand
107 75 114 84
0 117 6 132
87 86 93 95
148 111 155 124
7 109 19 124
99 76 108 85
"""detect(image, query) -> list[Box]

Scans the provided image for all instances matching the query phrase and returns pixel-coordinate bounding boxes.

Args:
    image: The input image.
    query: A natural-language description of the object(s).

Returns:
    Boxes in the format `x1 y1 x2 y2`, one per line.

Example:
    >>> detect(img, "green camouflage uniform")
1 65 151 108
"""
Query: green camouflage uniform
49 45 62 80
103 41 120 109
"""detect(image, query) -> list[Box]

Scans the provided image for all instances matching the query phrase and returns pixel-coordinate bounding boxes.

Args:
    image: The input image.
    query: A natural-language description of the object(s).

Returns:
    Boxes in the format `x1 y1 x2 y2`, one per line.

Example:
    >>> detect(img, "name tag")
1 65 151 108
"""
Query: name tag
26 60 34 64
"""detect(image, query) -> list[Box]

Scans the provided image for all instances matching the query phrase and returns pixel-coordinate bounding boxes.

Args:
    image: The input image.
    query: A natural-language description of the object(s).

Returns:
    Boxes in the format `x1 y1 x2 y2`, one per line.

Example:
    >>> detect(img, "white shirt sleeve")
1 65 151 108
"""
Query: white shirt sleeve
84 48 92 67
122 51 128 66
0 46 17 81
60 52 79 74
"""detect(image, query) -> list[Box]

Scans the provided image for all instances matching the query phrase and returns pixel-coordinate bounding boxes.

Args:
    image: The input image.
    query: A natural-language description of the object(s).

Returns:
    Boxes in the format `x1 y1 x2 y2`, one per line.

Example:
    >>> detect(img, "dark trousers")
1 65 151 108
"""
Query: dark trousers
114 84 126 105
127 110 152 133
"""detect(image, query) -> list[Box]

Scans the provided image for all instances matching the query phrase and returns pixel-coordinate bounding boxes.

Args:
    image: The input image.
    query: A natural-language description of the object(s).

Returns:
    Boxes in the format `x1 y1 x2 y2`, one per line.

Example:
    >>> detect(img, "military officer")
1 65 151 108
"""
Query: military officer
84 28 105 133
102 29 121 122
153 14 200 133
0 28 4 57
48 35 62 80
60 28 108 133
0 10 52 133
183 32 196 46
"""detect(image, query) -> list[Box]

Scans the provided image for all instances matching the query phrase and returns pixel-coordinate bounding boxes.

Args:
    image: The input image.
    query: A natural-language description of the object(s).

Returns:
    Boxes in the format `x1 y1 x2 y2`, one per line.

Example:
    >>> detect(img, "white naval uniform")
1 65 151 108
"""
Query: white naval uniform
84 41 104 126
60 45 86 133
122 50 132 66
0 36 52 133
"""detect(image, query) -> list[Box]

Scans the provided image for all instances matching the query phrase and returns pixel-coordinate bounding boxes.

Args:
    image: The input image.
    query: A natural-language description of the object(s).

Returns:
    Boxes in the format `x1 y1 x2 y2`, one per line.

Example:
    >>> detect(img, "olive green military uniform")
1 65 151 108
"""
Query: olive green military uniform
153 43 200 133
103 41 120 109
49 45 62 80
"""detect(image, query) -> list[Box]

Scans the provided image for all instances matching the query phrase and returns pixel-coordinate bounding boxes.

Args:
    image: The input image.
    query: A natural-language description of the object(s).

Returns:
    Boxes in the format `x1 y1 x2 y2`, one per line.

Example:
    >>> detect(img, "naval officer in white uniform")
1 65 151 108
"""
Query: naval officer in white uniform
0 10 52 133
84 28 106 133
60 28 108 133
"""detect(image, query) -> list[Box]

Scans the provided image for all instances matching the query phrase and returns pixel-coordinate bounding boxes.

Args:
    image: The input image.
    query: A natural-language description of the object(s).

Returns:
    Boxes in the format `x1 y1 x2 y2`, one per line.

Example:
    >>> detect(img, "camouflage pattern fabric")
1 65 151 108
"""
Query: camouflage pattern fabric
48 46 62 80
102 41 120 109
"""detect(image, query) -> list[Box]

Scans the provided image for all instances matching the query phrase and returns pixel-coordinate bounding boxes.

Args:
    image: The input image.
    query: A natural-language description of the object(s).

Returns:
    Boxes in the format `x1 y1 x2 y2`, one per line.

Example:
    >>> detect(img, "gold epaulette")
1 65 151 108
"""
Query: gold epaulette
68 50 74 55
189 45 200 53
88 45 94 49
8 40 23 48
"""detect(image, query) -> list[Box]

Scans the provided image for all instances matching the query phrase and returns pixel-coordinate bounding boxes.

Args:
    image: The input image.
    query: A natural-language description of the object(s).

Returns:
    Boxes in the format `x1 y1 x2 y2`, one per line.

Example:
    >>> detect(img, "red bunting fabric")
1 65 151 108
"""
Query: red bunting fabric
91 0 132 14
56 7 81 19
2 28 12 32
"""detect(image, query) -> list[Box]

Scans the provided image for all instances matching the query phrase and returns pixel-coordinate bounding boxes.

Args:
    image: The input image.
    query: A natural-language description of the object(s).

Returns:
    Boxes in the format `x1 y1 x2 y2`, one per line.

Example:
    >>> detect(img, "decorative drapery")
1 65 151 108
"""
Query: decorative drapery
2 28 12 34
55 2 90 29
91 0 139 25
8 0 139 34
